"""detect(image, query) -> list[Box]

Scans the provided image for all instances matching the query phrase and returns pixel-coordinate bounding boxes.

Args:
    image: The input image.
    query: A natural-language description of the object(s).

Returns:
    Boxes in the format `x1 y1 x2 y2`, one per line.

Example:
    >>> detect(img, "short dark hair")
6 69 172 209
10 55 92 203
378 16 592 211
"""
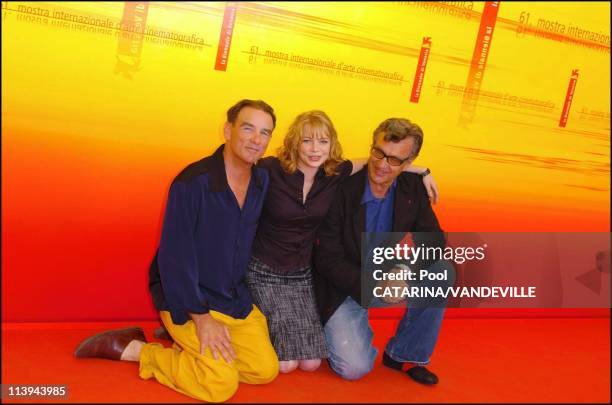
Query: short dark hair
372 118 423 158
226 99 276 128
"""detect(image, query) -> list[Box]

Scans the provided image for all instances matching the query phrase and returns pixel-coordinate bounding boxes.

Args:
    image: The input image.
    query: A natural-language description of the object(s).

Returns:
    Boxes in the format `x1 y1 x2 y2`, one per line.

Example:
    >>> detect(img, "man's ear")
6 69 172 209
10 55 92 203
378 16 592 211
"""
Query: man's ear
223 122 232 142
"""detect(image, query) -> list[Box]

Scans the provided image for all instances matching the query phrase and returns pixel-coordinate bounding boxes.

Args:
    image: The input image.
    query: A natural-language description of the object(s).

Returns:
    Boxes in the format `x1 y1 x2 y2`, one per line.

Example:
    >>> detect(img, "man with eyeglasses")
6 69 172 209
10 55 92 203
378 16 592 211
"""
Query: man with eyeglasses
313 118 446 385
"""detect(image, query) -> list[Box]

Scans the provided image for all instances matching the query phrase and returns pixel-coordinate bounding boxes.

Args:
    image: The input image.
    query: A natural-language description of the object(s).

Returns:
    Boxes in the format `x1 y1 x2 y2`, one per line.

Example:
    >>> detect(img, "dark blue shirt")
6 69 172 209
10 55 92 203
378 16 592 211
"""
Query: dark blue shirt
362 177 397 233
149 144 269 325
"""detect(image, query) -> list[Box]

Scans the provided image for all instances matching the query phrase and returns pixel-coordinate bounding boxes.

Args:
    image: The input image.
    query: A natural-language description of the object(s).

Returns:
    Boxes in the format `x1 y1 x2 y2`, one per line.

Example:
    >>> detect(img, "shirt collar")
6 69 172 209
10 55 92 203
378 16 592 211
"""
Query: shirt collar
293 165 327 182
361 176 397 205
208 144 264 193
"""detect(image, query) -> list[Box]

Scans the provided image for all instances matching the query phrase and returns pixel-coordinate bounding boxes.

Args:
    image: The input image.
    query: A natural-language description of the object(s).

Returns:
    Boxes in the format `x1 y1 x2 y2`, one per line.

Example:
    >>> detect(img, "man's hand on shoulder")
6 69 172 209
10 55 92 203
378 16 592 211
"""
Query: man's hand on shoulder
189 312 236 363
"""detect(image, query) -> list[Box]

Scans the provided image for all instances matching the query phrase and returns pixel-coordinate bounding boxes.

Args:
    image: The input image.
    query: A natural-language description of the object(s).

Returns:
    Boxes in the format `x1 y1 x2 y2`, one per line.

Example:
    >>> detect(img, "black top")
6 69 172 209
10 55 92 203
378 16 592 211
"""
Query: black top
251 157 353 274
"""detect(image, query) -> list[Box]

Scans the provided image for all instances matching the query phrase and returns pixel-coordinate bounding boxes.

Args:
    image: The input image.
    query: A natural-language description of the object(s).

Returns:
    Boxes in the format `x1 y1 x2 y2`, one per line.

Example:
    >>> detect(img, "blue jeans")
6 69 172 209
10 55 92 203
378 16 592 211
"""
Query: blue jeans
324 260 450 380
324 296 378 380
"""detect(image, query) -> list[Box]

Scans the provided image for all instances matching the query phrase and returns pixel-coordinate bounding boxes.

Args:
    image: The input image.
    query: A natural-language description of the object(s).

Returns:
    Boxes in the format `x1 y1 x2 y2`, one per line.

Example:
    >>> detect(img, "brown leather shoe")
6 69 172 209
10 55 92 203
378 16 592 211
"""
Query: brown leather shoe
74 327 146 360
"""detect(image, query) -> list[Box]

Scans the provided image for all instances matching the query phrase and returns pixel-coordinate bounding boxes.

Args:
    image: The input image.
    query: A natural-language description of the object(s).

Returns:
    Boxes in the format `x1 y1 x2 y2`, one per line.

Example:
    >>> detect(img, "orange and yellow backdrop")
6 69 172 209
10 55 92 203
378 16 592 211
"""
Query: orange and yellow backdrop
2 1 609 322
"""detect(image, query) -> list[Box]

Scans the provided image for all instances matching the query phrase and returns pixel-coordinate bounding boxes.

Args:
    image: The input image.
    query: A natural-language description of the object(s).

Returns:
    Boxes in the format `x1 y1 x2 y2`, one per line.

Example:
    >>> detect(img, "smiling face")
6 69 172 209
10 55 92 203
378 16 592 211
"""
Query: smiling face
223 106 274 165
278 110 343 176
367 132 414 189
297 125 331 171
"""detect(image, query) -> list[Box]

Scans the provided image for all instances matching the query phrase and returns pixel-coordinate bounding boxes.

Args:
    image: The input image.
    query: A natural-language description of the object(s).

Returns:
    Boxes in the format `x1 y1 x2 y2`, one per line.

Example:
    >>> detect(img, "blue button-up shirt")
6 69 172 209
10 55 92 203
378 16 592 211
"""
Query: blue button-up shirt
149 144 269 324
362 177 397 234
362 176 397 306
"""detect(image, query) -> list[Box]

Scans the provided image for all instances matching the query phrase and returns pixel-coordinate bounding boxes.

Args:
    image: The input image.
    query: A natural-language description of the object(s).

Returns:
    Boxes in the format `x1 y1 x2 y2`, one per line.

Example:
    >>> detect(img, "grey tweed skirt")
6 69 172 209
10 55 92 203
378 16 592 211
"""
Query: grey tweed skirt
246 256 328 361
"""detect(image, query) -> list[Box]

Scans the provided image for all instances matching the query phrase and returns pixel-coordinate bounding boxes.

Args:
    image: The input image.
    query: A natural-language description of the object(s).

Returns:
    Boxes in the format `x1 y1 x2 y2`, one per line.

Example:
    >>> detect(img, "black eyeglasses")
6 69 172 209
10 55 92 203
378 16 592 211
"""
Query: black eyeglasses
370 147 411 166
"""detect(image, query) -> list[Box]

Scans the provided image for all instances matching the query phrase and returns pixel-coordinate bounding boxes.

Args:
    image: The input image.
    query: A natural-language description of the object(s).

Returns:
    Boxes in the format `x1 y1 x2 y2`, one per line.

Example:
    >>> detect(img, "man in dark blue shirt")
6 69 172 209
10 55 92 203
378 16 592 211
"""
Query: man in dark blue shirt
75 99 280 402
314 118 449 386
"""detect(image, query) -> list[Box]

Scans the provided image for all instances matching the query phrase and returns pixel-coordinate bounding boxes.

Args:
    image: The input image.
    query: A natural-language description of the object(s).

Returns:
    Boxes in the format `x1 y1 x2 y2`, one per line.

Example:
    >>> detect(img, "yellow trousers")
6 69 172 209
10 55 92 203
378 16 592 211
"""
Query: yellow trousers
139 306 279 402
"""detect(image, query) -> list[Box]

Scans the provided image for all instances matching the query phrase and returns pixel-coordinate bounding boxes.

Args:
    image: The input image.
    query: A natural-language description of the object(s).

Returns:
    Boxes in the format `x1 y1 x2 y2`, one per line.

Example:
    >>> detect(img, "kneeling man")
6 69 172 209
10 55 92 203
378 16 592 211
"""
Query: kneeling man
313 117 448 385
74 100 280 402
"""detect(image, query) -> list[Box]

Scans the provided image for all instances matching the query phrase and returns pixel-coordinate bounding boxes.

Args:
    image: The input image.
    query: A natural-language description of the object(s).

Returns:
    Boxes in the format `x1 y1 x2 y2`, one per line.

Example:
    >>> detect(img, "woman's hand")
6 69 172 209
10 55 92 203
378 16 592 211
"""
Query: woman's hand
422 172 439 204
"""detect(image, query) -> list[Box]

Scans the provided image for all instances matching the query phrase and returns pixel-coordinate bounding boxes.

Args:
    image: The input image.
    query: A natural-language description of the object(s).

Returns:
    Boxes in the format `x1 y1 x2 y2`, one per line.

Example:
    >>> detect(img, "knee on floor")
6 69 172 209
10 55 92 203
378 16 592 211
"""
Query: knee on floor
279 360 299 373
298 359 321 372
331 356 375 381
250 357 280 383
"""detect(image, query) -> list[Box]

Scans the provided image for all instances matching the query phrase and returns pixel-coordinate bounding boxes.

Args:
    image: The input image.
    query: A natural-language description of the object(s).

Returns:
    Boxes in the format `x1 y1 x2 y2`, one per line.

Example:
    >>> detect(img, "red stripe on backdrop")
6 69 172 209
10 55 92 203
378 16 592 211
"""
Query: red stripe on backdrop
465 1 499 88
115 1 149 78
410 37 432 103
215 3 238 71
459 1 499 126
559 69 579 127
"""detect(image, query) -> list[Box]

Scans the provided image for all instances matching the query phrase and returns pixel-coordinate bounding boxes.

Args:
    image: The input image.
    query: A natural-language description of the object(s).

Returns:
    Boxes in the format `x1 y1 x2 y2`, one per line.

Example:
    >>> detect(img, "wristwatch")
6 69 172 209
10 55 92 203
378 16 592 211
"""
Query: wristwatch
420 168 431 177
